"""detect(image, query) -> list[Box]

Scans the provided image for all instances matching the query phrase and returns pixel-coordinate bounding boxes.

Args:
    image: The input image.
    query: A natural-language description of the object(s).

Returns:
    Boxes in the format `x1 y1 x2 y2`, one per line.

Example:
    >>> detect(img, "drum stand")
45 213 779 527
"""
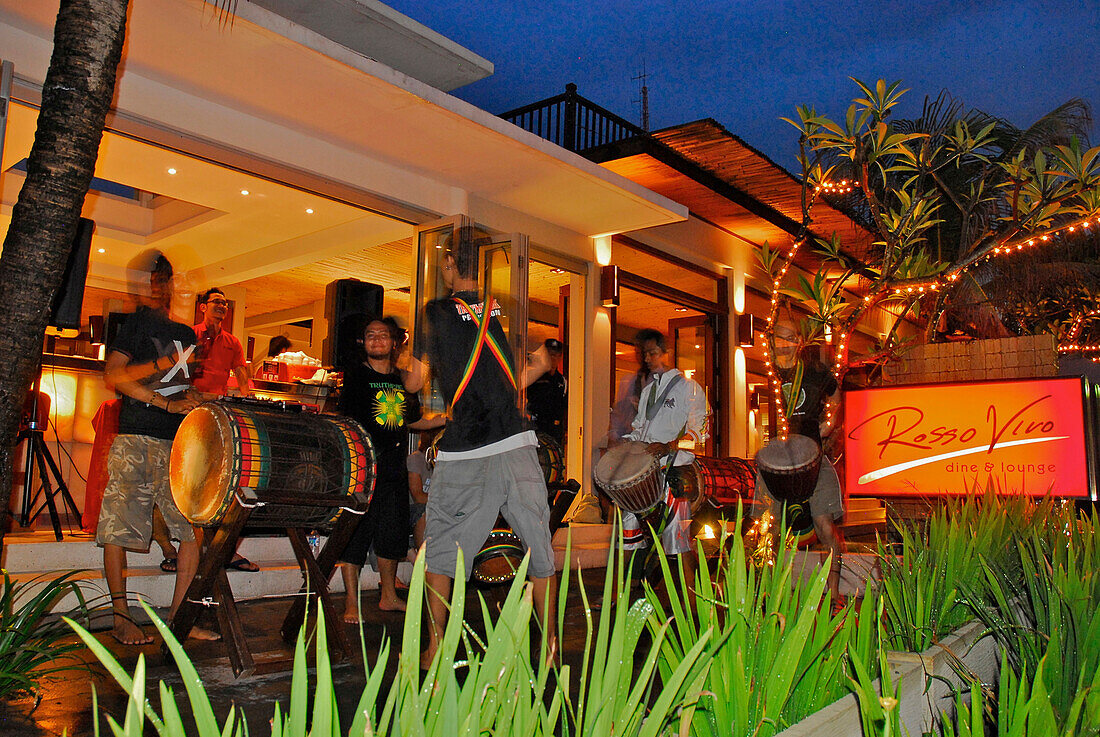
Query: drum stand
168 487 369 678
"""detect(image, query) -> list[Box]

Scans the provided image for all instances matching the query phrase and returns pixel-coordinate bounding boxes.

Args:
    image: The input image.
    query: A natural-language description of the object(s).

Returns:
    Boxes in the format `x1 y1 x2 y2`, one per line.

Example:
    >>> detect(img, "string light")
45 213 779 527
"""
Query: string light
816 179 860 195
890 215 1097 295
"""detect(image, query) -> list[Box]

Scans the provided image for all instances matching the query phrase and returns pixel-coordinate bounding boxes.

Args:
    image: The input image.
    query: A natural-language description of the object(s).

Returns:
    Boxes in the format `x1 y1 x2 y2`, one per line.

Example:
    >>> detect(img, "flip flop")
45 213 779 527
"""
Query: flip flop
225 556 260 572
160 557 177 573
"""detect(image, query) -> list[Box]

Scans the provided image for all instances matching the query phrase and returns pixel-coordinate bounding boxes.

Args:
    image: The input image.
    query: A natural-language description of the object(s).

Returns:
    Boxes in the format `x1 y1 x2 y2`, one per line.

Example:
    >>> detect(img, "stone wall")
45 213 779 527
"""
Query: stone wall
886 334 1057 385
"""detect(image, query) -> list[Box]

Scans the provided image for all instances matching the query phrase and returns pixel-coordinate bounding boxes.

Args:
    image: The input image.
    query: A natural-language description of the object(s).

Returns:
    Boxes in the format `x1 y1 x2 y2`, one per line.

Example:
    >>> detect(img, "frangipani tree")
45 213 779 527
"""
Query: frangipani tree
759 79 1100 440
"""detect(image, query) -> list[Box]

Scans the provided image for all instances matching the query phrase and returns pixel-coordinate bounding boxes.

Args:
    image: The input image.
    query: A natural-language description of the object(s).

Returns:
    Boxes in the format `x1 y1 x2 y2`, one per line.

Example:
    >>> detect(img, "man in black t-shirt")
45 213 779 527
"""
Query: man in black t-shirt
338 318 443 621
98 252 215 645
418 225 559 669
754 326 845 601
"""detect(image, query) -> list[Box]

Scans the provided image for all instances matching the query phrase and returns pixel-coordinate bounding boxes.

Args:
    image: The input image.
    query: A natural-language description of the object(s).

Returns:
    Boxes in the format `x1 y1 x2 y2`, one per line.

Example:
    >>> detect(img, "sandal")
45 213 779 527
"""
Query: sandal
160 557 177 573
225 556 260 572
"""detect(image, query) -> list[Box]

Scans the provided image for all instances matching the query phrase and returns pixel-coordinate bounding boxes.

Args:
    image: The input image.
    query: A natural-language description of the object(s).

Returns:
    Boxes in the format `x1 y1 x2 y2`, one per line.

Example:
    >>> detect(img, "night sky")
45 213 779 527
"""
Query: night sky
387 0 1100 168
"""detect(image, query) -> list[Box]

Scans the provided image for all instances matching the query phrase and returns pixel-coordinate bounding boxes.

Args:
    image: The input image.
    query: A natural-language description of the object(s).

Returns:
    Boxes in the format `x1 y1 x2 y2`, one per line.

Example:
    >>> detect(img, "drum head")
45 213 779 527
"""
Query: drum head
170 404 235 525
594 441 656 489
754 435 821 473
471 528 525 585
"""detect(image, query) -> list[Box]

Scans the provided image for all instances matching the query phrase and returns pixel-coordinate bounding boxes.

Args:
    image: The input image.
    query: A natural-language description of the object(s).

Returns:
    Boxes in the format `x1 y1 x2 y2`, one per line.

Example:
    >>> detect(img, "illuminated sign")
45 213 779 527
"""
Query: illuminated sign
844 377 1092 497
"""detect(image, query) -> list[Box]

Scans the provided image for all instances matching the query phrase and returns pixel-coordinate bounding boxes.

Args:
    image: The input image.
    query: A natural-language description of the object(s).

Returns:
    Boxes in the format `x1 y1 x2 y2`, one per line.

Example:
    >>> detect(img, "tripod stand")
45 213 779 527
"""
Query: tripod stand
18 373 82 541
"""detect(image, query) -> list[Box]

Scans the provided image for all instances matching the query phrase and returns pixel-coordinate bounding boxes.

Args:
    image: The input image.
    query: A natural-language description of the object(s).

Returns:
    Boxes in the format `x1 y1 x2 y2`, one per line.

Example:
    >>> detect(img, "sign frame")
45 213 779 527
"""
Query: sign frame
842 375 1097 500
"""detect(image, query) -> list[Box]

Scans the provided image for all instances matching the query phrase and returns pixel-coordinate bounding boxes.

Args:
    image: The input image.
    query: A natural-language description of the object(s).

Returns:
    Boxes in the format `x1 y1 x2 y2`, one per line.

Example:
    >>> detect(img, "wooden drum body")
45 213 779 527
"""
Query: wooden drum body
170 400 376 530
594 441 663 515
754 435 821 504
677 456 758 512
470 527 525 585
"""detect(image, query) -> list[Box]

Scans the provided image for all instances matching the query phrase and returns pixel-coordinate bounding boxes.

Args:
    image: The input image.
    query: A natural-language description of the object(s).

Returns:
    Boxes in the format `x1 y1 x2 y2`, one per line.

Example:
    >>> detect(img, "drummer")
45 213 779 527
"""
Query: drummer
753 323 844 601
338 317 445 620
98 251 216 644
191 286 258 573
620 329 710 582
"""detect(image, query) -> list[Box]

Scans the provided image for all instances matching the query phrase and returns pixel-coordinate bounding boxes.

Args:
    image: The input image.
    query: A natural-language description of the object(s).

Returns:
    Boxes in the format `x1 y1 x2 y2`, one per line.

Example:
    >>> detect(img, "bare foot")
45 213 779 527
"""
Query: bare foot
110 619 154 646
378 596 407 612
188 625 221 641
543 636 561 672
343 605 361 624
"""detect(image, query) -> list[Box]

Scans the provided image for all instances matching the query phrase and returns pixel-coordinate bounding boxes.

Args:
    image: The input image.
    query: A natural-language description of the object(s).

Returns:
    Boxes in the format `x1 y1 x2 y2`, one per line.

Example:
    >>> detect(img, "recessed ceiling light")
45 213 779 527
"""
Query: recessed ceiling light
675 307 689 312
435 244 443 249
167 167 177 175
305 208 314 214
97 248 105 254
240 189 250 196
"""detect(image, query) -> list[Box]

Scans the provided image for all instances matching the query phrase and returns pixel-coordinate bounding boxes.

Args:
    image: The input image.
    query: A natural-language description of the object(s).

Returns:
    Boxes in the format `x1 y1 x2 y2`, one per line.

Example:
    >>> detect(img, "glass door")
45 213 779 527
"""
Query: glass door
527 249 588 485
670 315 716 457
411 217 529 409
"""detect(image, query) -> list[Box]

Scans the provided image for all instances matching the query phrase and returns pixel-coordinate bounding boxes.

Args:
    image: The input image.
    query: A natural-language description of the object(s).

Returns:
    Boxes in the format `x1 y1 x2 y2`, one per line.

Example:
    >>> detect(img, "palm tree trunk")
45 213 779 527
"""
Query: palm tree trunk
0 0 128 549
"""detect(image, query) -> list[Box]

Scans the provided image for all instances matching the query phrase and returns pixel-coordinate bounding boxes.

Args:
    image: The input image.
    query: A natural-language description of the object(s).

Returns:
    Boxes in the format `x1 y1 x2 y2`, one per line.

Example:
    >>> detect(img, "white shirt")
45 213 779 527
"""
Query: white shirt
625 368 710 466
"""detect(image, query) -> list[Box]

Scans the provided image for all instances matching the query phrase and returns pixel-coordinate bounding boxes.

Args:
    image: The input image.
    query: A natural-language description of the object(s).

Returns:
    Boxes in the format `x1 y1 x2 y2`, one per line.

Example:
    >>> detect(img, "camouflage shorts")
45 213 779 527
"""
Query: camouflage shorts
96 434 194 550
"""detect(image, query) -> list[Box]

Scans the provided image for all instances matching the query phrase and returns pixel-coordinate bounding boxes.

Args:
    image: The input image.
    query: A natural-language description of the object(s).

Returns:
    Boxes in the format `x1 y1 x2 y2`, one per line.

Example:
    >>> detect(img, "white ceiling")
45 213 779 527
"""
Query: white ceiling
0 101 411 294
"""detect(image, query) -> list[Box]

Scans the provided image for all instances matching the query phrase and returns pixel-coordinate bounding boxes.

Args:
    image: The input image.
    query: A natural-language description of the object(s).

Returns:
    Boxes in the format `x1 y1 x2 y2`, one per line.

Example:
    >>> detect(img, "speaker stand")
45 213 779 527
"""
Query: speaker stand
18 373 82 541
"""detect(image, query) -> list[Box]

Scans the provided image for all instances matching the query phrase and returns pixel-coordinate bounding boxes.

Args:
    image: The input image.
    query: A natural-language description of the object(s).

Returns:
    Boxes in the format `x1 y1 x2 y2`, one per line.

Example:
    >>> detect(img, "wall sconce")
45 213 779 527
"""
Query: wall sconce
737 313 755 347
600 265 619 307
89 315 105 346
750 389 761 411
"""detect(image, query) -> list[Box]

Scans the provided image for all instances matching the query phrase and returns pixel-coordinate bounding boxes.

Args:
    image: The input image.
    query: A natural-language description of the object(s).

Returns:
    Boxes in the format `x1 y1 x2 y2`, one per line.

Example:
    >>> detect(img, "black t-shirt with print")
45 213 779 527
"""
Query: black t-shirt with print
781 361 838 443
422 290 524 453
110 306 198 440
339 363 422 482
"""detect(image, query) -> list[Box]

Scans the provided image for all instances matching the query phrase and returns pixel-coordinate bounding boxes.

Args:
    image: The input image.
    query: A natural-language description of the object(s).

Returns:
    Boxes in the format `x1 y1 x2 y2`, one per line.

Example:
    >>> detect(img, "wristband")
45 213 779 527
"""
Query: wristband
165 399 172 413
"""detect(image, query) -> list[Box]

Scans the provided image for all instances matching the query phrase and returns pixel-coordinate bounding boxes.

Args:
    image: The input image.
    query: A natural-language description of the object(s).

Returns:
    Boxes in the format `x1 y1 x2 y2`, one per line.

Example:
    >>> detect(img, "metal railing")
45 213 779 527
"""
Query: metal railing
500 83 645 152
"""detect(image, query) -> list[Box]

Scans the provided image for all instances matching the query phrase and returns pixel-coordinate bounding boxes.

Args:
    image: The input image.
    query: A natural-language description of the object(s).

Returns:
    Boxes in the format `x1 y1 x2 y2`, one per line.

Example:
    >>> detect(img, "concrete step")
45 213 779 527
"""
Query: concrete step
3 524 614 614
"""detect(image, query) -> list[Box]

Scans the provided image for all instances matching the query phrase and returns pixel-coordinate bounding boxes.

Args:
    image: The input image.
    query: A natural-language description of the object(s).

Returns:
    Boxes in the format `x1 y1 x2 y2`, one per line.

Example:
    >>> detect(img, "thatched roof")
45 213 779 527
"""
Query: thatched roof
590 119 875 262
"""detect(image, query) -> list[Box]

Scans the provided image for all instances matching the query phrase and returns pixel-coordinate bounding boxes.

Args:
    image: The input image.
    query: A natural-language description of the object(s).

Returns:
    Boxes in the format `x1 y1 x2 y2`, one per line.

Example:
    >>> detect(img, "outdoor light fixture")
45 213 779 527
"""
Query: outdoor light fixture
600 265 619 307
738 313 755 347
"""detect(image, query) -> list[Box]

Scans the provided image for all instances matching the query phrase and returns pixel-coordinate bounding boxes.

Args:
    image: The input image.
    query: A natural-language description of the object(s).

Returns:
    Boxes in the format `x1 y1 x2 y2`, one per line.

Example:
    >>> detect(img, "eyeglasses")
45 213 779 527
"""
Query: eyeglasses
206 298 229 306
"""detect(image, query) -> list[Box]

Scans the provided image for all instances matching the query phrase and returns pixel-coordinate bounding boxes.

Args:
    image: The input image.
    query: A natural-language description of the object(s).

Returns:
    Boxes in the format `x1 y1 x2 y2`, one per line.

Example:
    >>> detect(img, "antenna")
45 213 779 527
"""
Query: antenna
632 59 650 132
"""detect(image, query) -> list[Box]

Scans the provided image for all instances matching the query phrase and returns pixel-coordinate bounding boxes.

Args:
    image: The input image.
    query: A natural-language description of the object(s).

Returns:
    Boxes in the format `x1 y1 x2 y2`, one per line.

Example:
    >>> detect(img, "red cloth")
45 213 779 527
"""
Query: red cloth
192 322 246 395
81 398 121 534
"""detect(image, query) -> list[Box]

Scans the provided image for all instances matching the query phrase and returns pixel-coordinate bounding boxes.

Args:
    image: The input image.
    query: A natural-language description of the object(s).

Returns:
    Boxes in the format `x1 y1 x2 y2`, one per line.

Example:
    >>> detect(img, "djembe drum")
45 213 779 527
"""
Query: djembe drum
169 399 376 530
754 435 822 539
592 440 665 515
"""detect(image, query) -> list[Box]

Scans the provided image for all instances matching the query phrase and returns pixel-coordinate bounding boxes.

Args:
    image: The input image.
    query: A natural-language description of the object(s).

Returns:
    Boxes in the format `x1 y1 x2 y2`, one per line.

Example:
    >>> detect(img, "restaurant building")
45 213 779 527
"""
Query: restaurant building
2 0 892 527
1 0 690 518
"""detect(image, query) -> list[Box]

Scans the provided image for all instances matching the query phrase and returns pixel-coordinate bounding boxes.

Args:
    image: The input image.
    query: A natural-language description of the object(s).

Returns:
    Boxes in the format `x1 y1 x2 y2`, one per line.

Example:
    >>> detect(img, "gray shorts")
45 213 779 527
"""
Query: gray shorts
96 434 195 550
753 456 844 521
425 444 555 580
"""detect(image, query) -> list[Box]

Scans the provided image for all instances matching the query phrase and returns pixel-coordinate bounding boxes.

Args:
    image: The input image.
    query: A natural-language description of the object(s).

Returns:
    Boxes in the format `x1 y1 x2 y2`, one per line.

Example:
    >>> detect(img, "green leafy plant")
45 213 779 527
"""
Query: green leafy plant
876 491 1050 652
642 506 881 736
961 520 1100 733
942 649 1099 737
0 569 90 702
68 539 717 736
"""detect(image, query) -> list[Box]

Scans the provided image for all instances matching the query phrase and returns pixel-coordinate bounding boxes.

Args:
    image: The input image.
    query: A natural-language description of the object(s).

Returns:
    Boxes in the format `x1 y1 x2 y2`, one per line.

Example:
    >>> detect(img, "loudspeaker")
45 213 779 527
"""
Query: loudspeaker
47 217 94 333
324 279 383 369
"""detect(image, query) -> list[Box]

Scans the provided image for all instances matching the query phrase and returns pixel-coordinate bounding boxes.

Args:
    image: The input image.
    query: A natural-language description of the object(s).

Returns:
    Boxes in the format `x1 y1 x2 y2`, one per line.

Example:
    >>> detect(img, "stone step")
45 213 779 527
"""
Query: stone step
3 524 615 615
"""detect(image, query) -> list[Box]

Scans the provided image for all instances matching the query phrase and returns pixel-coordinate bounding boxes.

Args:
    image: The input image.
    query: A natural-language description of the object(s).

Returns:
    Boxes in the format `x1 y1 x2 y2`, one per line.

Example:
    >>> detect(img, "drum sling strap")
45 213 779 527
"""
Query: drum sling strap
450 296 517 410
642 372 690 496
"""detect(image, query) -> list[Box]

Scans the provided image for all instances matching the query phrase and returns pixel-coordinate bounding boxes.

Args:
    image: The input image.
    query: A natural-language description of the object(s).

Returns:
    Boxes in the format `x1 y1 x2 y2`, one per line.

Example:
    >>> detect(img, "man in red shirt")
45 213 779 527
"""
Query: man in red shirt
193 288 251 398
192 287 257 572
